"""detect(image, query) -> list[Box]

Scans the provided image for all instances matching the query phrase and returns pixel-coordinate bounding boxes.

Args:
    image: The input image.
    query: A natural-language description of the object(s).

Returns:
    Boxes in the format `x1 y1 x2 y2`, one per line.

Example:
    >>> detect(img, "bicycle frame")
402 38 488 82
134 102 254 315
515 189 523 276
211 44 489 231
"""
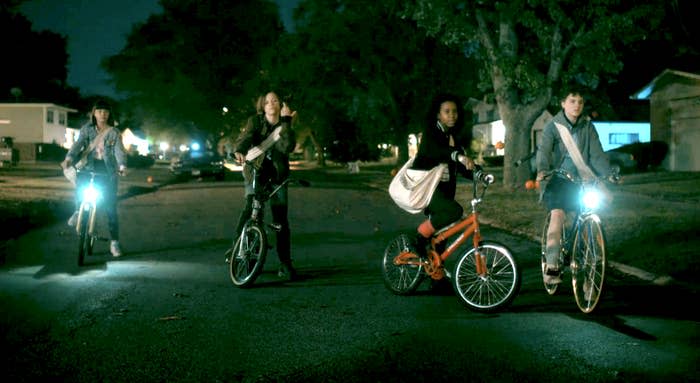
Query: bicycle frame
75 172 103 237
395 171 494 279
383 168 520 312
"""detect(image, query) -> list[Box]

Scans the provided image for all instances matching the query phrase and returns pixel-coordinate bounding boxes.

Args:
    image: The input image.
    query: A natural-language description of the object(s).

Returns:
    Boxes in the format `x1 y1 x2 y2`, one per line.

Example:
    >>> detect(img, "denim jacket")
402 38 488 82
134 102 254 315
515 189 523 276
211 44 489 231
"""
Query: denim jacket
65 122 127 177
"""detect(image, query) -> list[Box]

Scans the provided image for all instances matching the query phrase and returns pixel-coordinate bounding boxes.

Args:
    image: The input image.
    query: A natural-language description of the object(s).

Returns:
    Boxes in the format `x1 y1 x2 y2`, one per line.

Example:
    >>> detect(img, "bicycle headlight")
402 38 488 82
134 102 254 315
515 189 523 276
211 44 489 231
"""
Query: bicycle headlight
82 184 101 203
581 187 601 210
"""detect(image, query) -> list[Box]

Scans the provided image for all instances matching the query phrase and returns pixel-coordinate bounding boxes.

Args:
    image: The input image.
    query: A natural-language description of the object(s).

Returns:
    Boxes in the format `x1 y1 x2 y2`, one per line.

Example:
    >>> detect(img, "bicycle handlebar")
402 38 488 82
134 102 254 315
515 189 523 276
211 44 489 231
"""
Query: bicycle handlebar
474 169 495 185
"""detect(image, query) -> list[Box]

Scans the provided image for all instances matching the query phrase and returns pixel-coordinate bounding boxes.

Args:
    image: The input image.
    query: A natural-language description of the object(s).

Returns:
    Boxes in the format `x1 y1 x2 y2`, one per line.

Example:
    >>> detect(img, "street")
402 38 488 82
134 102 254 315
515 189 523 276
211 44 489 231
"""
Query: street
1 166 698 382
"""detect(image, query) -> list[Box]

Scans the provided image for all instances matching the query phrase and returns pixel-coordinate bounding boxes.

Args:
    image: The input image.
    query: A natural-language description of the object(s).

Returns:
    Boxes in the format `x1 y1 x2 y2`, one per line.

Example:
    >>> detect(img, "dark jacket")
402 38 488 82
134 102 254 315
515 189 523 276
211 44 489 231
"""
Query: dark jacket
234 114 296 184
411 122 472 199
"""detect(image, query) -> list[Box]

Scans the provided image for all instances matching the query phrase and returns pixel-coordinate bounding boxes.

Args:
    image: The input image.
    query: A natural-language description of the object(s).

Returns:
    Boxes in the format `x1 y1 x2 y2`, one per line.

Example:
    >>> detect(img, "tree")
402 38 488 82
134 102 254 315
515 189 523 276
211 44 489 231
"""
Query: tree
402 0 667 189
103 0 284 144
1 2 81 106
269 0 479 165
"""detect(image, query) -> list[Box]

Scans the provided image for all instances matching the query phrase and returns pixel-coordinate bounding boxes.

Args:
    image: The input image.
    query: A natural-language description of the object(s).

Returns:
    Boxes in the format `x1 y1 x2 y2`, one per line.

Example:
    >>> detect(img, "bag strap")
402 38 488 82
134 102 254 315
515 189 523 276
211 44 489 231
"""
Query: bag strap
553 122 595 181
77 126 113 165
245 125 283 162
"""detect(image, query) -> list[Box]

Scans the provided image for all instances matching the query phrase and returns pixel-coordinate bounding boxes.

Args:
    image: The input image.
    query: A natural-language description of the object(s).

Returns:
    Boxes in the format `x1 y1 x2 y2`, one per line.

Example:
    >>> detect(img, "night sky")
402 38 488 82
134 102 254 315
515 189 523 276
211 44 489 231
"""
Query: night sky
20 0 298 98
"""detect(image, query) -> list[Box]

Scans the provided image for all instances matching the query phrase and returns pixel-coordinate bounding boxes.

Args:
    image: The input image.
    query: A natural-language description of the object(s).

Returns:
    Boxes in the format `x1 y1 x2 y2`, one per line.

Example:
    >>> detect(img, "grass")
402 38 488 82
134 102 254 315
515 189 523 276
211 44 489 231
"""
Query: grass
471 168 700 283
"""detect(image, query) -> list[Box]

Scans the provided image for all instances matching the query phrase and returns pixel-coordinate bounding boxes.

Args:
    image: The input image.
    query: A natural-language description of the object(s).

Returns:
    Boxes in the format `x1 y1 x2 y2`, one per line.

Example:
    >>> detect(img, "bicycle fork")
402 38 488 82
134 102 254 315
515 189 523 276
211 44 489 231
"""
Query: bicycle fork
75 201 97 237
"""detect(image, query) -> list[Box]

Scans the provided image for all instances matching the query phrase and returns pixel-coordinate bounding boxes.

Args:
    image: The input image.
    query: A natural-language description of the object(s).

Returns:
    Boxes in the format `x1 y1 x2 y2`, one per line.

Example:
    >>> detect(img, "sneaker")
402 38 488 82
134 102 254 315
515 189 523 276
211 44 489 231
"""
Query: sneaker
543 265 562 284
110 240 123 257
67 211 79 227
278 262 297 281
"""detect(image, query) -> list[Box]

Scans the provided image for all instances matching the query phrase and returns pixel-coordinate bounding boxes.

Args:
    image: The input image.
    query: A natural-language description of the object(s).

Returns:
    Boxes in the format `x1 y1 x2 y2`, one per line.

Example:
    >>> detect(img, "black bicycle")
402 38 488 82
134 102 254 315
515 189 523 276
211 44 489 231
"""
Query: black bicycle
226 165 309 287
539 169 618 313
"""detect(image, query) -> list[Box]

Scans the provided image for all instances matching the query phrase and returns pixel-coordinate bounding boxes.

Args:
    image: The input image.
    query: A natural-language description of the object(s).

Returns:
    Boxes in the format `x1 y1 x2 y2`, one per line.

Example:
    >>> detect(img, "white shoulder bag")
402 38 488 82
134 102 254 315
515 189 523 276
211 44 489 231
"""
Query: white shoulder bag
388 157 447 214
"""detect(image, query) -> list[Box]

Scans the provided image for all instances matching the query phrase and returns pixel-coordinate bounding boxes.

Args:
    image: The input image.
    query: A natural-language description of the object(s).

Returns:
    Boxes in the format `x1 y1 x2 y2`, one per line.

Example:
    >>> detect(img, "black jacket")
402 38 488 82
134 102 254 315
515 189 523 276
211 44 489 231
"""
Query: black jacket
411 122 473 199
234 114 296 184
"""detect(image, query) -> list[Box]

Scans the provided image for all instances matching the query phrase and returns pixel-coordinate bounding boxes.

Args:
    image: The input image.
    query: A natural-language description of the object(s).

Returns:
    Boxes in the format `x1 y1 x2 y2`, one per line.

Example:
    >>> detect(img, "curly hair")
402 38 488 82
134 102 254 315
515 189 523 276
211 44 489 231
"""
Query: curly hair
425 93 465 131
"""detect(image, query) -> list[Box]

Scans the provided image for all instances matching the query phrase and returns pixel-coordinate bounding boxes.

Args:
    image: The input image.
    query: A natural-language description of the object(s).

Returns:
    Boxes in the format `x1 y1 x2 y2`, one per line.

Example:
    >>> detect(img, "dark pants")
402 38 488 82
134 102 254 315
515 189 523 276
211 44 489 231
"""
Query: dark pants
425 188 463 231
235 185 291 264
75 165 119 240
542 174 578 212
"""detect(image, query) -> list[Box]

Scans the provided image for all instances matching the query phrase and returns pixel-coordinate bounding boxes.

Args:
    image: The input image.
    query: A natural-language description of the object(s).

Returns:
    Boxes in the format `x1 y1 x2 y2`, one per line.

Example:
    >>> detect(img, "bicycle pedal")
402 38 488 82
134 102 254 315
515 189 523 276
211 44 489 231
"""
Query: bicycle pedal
268 223 282 232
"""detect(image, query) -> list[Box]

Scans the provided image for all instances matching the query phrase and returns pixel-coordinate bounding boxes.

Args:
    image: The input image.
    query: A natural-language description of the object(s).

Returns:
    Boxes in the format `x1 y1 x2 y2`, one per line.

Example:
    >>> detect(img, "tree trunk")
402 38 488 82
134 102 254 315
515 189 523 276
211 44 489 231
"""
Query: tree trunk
499 104 545 190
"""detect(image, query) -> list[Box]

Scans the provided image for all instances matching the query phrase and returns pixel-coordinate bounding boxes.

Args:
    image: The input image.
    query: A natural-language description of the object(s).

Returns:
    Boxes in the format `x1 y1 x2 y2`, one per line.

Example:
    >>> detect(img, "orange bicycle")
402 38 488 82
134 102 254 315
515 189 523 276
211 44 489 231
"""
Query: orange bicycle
382 170 521 313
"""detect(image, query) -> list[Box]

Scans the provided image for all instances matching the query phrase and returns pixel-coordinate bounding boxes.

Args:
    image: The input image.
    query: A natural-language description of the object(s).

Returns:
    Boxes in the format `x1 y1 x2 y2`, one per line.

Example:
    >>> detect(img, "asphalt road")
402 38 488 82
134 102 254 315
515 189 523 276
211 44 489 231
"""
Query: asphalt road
0 164 698 382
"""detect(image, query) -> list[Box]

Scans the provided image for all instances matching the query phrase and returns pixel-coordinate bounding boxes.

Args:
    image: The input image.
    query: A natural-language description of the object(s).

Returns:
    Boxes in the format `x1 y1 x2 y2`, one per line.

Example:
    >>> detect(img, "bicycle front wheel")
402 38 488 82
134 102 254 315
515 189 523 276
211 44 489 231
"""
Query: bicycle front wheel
77 210 90 266
381 234 425 295
571 215 606 313
453 241 520 313
229 223 268 288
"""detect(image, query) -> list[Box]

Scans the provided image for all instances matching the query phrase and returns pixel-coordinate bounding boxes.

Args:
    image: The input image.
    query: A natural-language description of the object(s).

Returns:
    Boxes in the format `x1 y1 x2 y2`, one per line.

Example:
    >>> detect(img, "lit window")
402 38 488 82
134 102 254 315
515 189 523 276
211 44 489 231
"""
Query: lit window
47 110 54 123
608 133 639 145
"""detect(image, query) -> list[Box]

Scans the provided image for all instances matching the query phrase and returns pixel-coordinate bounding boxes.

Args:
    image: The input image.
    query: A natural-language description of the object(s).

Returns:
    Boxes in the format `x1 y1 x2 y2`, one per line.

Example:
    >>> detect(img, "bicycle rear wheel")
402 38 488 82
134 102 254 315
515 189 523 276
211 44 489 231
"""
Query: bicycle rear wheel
229 223 268 288
77 211 90 266
571 215 606 313
381 234 425 295
540 212 565 295
453 241 520 313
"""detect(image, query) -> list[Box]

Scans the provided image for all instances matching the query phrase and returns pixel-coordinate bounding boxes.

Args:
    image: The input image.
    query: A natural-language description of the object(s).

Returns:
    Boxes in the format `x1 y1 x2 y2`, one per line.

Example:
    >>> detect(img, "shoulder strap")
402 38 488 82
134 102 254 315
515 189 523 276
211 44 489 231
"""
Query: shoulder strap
245 125 283 161
76 126 114 167
553 122 595 180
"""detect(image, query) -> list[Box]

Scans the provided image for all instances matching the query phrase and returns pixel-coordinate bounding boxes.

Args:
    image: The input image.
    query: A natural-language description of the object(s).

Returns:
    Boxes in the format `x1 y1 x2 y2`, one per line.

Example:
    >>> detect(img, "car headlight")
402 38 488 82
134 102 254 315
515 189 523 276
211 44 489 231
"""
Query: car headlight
82 184 101 203
581 187 601 210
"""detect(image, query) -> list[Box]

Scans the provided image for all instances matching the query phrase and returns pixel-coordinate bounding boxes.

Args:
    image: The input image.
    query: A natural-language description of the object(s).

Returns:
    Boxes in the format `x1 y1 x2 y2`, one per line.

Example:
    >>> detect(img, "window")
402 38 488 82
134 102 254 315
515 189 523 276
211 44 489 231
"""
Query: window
608 133 639 146
46 110 54 123
59 112 66 125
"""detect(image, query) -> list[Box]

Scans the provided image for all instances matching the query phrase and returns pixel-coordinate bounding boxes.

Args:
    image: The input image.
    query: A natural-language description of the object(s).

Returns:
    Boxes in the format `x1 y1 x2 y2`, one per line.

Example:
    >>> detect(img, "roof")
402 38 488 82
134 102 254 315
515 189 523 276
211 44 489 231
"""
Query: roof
0 103 78 113
630 69 700 100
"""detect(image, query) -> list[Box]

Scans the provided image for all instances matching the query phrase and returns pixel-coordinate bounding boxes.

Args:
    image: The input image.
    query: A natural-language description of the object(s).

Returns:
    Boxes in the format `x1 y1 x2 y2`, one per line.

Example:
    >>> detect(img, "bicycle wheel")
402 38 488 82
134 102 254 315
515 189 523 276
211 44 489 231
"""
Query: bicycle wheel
229 223 268 288
540 212 565 295
77 210 90 266
571 214 606 313
381 234 425 295
453 241 520 313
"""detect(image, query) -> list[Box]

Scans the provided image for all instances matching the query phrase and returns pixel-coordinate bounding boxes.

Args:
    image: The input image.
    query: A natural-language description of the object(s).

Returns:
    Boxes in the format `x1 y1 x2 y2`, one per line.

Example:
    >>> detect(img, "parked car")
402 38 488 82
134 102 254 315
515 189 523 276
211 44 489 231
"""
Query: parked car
170 150 226 180
606 141 669 173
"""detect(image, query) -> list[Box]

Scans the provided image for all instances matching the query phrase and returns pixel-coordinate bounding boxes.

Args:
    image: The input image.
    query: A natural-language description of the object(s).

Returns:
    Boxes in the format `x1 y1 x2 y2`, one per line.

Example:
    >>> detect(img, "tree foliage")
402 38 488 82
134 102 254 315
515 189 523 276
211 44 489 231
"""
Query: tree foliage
0 2 81 107
272 0 478 163
402 0 667 189
103 0 284 146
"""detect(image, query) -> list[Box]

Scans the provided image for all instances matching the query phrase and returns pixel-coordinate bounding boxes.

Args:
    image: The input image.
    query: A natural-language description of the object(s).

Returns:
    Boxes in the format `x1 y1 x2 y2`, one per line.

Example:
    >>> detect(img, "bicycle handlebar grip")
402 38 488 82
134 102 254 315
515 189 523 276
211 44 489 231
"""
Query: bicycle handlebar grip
474 170 495 185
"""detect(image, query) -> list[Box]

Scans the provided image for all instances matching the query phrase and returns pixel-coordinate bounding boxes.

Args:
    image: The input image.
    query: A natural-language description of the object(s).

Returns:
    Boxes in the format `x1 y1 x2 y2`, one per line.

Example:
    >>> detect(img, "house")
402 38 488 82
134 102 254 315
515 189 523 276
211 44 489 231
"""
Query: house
0 103 78 162
630 69 700 171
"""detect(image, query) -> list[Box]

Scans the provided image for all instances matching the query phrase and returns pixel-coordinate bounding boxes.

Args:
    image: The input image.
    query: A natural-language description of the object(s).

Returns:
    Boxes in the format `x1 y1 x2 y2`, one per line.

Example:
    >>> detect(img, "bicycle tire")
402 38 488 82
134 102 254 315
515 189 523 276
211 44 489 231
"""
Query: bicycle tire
453 241 520 313
381 234 425 295
571 214 606 313
77 211 90 266
229 223 268 288
540 211 565 295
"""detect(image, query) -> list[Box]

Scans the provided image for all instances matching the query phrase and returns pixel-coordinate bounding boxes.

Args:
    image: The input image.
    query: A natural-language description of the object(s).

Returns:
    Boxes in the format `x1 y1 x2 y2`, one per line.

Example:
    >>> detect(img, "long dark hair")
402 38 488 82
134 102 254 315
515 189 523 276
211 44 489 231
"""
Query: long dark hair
90 99 115 126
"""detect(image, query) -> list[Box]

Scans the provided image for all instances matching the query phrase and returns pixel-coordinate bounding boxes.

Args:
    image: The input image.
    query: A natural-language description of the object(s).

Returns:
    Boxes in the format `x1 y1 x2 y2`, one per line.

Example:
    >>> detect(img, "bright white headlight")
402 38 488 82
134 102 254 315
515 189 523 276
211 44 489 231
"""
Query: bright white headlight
82 184 100 203
581 188 601 209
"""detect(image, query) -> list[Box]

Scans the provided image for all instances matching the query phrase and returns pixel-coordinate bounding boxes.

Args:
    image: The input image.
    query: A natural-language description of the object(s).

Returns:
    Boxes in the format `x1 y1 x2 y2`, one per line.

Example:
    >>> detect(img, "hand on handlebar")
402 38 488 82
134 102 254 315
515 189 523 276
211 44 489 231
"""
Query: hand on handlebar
457 154 475 170
234 152 246 164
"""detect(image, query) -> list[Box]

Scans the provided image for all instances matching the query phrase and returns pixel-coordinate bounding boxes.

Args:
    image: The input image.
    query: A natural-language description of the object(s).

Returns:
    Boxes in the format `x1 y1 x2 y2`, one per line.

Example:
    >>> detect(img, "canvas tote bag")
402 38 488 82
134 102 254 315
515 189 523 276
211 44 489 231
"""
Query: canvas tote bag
389 157 447 214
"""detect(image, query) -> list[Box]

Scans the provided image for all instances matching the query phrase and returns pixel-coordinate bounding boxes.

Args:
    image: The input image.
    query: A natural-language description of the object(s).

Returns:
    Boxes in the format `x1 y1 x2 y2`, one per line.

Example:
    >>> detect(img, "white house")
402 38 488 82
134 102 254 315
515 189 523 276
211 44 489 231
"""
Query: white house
0 103 78 161
630 69 700 171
